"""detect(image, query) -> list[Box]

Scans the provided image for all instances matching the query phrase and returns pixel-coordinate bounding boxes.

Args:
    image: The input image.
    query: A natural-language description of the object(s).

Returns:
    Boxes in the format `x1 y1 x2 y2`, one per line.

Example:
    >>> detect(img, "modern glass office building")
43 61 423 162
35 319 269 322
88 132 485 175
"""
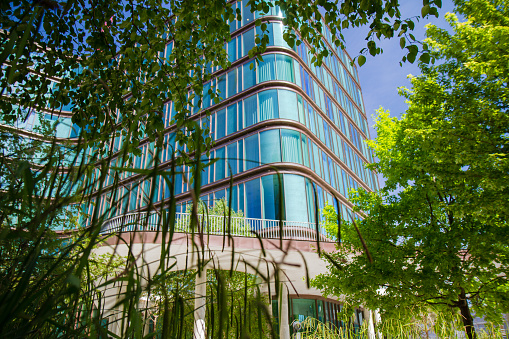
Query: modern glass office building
2 1 378 336
89 1 378 238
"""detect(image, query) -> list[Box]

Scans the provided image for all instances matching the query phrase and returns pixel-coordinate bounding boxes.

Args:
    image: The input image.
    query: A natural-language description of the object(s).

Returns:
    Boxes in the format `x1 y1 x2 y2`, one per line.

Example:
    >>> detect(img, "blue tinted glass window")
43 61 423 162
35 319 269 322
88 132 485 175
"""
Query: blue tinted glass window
301 134 310 167
297 95 305 124
227 104 238 135
272 22 287 48
239 182 245 213
242 0 254 26
281 129 302 164
229 2 238 32
228 39 237 63
259 89 278 121
278 89 298 121
260 129 281 164
227 143 238 176
217 74 226 101
215 147 225 181
293 59 301 86
244 133 259 170
227 69 238 97
262 175 283 220
305 178 316 223
283 174 308 222
258 54 275 83
238 139 244 172
243 94 258 127
243 28 255 57
275 54 294 82
129 185 138 211
322 152 330 184
256 23 274 46
312 143 321 176
245 178 261 219
243 61 256 90
216 109 226 139
200 155 209 187
203 82 211 109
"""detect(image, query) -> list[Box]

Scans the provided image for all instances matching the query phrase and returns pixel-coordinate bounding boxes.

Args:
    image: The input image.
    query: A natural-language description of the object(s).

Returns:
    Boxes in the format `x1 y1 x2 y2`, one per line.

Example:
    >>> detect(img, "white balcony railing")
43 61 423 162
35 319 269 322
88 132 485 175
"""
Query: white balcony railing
99 212 332 242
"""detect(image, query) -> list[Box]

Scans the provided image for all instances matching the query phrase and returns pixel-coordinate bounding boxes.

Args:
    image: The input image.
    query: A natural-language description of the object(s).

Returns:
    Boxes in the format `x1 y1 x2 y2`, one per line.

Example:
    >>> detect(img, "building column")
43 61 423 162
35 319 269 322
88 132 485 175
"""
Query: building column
367 310 376 339
193 268 207 339
279 282 290 339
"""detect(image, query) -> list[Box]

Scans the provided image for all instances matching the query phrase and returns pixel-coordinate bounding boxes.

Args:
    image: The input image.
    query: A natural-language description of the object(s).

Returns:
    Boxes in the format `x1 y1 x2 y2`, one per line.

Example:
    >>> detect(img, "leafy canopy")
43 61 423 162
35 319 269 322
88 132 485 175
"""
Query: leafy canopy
312 1 509 338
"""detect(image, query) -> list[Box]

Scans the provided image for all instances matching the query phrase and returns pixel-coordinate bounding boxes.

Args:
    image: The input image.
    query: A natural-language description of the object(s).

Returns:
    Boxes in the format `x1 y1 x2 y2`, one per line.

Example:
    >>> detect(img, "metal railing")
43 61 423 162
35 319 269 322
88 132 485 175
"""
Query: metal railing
99 212 332 242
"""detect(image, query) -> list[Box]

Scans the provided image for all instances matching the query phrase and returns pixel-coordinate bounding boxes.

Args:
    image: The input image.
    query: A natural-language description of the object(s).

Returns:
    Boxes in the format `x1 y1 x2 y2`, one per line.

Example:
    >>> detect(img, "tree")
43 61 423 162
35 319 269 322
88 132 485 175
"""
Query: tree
312 1 509 339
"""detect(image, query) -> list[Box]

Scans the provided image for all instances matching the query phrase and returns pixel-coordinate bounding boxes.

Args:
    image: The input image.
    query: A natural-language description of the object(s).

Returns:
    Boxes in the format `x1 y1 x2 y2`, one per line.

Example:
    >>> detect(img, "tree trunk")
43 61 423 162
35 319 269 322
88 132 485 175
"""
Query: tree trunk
458 288 477 339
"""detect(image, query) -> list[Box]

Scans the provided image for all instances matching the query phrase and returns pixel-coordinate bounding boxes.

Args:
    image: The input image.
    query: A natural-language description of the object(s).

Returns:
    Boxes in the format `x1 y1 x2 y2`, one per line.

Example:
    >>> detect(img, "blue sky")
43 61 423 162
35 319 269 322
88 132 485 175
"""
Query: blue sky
341 1 457 188
343 0 457 140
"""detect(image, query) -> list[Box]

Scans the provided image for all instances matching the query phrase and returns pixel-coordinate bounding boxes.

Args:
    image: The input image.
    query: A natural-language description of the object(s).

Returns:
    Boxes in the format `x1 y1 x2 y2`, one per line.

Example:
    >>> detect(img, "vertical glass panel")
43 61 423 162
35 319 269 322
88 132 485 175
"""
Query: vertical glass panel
293 59 301 86
292 299 317 324
242 28 255 57
230 185 238 212
229 2 238 32
228 39 237 63
307 103 316 135
258 54 275 83
301 134 310 167
281 129 302 164
214 189 225 202
275 54 294 82
237 35 242 60
175 166 183 195
312 143 322 176
256 23 274 46
317 300 324 322
272 22 288 48
322 152 330 184
244 133 259 171
278 89 298 121
260 129 281 164
217 74 226 101
259 89 278 121
297 95 305 124
245 178 261 219
227 69 238 98
227 104 238 135
238 139 244 172
242 0 254 26
243 61 256 90
129 184 138 211
215 147 225 181
227 142 238 176
200 155 209 187
216 109 226 139
283 174 308 222
243 94 258 127
239 182 245 213
262 174 283 220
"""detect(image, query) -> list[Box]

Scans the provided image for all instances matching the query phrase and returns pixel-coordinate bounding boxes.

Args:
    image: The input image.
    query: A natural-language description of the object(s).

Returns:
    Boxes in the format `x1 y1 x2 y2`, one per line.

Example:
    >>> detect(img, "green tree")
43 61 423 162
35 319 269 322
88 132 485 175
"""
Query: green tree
312 1 509 339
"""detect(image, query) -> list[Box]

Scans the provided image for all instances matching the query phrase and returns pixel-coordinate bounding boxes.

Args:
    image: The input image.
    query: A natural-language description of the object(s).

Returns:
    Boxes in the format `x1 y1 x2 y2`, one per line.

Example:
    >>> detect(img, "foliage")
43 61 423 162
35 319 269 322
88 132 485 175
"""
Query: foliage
185 198 245 218
312 1 509 339
206 269 271 338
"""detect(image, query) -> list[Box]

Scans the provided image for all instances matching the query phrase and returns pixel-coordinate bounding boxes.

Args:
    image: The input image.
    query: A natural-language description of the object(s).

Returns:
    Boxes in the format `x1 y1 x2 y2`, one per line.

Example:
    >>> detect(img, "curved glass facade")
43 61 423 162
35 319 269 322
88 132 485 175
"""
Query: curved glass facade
87 6 377 230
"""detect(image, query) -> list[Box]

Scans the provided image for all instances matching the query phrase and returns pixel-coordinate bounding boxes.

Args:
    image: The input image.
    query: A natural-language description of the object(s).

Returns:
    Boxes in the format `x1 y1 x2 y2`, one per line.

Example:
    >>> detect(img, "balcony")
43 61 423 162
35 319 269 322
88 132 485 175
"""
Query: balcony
99 212 332 242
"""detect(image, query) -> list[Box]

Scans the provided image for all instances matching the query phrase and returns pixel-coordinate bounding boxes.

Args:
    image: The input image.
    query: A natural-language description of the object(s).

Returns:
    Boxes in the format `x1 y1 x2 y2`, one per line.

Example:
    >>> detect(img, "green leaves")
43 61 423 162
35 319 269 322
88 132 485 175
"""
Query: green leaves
312 2 509 336
357 55 366 66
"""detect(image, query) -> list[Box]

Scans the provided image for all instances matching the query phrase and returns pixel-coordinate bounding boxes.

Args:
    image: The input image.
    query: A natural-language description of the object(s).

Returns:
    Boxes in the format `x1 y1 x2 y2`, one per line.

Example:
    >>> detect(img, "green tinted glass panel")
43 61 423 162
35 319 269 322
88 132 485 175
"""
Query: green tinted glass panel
259 89 278 121
260 129 281 164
